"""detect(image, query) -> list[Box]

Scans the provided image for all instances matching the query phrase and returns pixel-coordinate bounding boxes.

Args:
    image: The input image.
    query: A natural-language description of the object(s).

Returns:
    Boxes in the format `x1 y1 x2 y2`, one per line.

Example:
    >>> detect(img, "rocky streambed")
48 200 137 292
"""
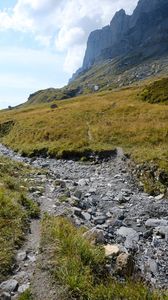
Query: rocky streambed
0 144 167 299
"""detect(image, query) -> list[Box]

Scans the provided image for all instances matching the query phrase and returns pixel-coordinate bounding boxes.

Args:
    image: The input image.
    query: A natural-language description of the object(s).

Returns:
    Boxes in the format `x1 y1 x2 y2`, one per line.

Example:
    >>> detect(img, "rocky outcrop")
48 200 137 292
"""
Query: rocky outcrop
71 0 168 80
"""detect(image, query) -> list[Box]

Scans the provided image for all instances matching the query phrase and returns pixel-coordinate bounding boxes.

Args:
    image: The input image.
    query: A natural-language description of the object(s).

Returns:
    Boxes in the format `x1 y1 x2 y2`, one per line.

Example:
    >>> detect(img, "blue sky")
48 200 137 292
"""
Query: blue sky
0 0 137 109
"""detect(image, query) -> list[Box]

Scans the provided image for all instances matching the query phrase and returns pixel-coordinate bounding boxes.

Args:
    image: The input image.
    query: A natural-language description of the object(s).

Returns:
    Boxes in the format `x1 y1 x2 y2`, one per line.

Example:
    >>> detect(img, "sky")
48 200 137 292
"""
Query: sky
0 0 138 109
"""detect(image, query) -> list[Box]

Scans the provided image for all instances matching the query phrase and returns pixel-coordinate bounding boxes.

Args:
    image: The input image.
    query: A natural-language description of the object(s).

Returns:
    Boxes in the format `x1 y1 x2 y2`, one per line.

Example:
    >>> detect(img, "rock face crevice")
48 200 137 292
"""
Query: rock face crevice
72 0 168 80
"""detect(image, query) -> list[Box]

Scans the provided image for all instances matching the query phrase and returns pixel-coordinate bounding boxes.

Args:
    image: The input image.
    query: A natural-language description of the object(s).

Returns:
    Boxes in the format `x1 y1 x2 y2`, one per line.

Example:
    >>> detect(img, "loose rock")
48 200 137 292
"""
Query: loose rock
0 280 18 293
104 244 120 257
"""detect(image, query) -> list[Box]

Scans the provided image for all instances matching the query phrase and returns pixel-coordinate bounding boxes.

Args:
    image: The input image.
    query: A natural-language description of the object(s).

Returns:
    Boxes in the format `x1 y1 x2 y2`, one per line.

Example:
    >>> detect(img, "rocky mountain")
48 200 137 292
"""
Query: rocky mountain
71 0 168 81
24 0 168 106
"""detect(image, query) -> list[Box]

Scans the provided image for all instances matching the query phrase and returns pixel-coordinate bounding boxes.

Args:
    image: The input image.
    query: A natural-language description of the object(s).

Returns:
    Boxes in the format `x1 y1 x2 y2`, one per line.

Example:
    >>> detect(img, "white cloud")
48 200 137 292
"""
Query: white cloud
0 0 139 74
56 27 85 51
64 45 86 74
0 46 69 109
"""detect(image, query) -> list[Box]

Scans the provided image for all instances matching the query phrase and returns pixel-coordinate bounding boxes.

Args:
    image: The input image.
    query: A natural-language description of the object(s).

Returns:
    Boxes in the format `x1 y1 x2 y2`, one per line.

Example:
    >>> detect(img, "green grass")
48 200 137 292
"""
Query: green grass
140 77 168 104
18 289 33 300
0 79 167 193
0 156 40 281
26 86 81 105
41 216 167 300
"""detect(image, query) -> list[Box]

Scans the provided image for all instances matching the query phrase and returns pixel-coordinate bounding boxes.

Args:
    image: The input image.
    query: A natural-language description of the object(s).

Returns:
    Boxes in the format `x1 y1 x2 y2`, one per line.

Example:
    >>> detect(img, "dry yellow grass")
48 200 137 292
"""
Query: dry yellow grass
0 86 167 170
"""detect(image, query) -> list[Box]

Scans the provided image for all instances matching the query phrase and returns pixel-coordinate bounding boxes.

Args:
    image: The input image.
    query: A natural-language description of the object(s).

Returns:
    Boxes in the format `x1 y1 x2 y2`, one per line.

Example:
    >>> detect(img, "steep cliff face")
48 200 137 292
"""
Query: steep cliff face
72 0 168 80
82 9 130 69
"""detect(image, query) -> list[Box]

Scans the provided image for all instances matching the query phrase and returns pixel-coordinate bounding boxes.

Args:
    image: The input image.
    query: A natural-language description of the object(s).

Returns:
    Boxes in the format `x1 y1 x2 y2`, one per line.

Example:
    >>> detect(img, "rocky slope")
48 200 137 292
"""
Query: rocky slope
0 144 167 299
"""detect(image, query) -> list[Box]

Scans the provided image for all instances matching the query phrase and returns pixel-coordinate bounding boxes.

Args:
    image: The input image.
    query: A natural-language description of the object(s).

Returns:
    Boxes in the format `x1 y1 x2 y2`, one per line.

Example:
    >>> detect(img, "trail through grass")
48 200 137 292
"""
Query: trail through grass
0 156 40 281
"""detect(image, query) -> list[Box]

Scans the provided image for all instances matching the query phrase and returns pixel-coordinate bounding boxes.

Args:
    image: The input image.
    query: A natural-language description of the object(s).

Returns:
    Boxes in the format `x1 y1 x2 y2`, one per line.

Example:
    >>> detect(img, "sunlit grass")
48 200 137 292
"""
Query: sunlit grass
0 85 167 171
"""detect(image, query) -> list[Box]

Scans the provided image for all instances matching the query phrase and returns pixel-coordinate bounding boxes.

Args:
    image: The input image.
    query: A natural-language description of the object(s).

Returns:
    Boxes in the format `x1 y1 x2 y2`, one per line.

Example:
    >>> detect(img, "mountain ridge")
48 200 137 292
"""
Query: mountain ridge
71 0 168 81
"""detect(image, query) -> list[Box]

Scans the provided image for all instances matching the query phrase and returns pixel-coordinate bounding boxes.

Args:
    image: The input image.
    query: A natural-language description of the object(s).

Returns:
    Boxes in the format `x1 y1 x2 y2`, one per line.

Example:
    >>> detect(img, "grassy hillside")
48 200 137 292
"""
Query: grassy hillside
0 156 40 281
26 87 81 105
0 84 167 167
140 77 168 104
14 55 168 107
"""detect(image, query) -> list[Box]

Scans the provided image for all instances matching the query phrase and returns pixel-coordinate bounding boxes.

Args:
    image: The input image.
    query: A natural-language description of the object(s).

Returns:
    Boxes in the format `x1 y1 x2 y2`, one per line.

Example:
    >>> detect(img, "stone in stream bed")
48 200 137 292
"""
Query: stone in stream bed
74 190 82 199
0 280 18 293
93 215 106 225
0 292 11 300
78 179 89 186
73 207 82 217
154 226 168 240
81 212 91 221
18 283 30 294
145 219 168 228
115 193 130 204
83 227 104 244
117 227 139 249
16 251 27 262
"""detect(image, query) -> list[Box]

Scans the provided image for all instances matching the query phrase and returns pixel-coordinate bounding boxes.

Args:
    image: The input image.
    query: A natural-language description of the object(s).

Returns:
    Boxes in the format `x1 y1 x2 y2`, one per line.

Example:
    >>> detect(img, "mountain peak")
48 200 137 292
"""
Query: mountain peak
110 9 128 27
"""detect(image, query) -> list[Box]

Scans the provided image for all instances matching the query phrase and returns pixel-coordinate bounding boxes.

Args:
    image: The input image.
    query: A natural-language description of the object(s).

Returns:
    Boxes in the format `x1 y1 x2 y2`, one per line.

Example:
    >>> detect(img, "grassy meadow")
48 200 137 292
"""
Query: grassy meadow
0 84 167 170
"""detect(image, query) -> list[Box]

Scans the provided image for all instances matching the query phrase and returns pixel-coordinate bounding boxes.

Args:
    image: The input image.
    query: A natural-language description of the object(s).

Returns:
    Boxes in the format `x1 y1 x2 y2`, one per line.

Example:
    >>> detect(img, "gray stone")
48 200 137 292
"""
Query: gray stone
89 188 97 194
117 227 138 239
27 254 36 262
74 190 82 199
16 251 27 262
83 228 104 244
94 215 106 225
117 227 139 249
78 179 88 186
0 280 18 293
154 226 168 240
110 207 124 219
0 292 11 300
81 212 91 221
143 229 153 239
115 193 129 204
121 189 132 196
148 259 158 276
145 219 168 228
73 207 82 217
74 218 82 226
87 207 96 215
13 271 27 282
18 283 30 294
